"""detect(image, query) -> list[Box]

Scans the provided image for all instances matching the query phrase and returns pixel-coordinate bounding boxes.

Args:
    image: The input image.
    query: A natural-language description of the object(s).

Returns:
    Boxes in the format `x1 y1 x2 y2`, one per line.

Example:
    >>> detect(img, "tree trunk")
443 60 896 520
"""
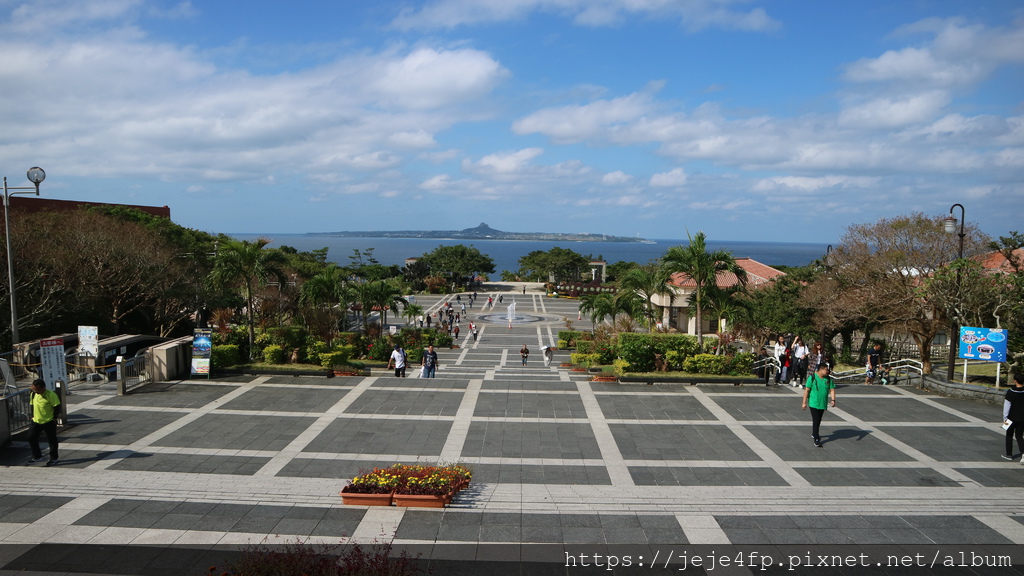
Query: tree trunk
912 332 933 374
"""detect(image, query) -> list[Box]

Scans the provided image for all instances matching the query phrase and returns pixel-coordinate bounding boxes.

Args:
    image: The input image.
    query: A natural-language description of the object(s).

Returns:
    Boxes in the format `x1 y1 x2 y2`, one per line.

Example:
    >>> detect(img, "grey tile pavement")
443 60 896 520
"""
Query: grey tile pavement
1 292 1023 574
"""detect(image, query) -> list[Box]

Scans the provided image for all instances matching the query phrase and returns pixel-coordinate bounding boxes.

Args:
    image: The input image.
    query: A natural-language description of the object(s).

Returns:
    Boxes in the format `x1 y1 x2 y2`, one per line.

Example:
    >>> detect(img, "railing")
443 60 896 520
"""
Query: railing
117 354 152 395
830 358 924 386
752 356 780 380
4 388 32 435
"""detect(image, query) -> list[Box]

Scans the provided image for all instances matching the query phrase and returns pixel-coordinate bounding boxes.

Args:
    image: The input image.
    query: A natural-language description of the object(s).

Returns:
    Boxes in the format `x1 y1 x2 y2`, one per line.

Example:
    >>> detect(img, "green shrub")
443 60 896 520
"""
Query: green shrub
612 358 630 376
321 346 353 369
557 339 568 349
211 345 241 368
595 342 617 365
367 337 393 361
617 333 702 372
570 353 600 367
558 331 584 348
576 340 593 354
306 340 330 365
682 353 729 375
262 344 286 364
728 352 756 376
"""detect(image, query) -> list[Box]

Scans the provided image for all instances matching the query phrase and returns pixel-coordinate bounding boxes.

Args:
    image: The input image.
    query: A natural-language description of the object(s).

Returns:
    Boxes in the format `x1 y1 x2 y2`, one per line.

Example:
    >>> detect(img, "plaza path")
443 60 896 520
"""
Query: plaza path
1 288 1022 574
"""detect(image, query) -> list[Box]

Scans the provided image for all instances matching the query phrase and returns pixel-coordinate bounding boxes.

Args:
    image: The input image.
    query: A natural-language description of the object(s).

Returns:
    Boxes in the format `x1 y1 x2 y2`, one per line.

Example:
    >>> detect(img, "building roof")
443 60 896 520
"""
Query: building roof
668 257 786 290
974 248 1024 274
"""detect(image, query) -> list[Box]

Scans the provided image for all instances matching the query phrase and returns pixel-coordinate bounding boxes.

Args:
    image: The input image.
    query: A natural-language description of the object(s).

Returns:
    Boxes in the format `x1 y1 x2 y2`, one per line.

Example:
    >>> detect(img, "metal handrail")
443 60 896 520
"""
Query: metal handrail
831 358 924 385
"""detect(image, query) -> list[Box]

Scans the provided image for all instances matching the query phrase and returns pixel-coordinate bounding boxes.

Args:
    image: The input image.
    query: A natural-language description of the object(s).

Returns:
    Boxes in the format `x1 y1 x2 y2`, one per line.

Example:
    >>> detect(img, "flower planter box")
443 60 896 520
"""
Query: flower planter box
340 487 394 506
393 493 451 508
591 376 618 382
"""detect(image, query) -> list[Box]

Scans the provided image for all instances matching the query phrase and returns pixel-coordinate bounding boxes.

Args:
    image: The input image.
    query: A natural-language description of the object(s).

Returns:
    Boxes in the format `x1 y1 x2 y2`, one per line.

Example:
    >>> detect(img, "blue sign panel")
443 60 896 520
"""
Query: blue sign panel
958 327 1008 363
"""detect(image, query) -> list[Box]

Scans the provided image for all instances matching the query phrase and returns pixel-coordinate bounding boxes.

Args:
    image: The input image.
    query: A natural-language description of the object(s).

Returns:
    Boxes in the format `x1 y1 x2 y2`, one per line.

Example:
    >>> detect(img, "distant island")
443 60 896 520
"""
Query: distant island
308 222 649 243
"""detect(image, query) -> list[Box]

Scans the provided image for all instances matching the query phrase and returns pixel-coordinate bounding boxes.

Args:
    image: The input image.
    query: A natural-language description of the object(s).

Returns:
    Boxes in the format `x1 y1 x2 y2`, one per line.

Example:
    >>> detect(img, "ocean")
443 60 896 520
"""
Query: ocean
231 234 829 274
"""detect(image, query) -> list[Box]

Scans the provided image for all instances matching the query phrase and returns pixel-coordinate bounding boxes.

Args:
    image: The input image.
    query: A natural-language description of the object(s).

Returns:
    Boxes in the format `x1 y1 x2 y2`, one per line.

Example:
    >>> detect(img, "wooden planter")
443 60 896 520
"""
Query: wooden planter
340 487 394 506
393 492 452 508
591 376 618 382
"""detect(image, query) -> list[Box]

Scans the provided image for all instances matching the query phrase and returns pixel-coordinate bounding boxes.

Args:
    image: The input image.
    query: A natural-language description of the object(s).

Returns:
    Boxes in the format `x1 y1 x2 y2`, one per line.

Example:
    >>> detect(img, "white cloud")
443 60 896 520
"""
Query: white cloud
752 175 879 194
649 168 688 188
369 48 510 109
513 92 653 143
391 0 779 32
838 92 950 128
463 148 544 174
388 130 437 149
601 171 631 185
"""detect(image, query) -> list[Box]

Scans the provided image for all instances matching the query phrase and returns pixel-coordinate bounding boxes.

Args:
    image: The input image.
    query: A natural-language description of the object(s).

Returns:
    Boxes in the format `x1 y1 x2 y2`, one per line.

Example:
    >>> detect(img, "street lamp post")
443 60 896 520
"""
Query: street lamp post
3 167 46 346
820 244 832 351
943 203 965 382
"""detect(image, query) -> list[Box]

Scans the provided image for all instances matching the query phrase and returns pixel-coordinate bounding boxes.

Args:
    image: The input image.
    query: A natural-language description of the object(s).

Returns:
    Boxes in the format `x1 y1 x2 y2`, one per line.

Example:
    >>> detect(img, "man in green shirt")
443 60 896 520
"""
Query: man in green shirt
801 363 836 448
27 379 60 466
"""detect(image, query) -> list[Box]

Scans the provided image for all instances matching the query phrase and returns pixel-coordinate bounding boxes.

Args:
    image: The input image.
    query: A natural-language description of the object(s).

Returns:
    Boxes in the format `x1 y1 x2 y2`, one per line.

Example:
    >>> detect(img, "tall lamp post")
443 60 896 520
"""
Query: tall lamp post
820 244 832 351
943 203 965 381
4 167 46 346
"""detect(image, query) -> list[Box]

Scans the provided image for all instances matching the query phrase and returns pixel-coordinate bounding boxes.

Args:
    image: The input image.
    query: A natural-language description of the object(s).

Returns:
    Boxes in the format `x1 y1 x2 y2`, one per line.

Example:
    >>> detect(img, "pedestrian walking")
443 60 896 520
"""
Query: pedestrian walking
453 325 460 340
802 363 836 448
520 344 529 366
422 345 439 378
27 379 60 466
1002 370 1024 461
387 344 407 377
498 295 503 304
542 345 554 367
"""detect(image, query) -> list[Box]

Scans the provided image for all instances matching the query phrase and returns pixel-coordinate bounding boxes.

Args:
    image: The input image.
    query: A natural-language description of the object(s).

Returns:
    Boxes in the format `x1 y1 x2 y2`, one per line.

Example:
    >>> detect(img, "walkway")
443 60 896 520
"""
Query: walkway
1 290 1022 574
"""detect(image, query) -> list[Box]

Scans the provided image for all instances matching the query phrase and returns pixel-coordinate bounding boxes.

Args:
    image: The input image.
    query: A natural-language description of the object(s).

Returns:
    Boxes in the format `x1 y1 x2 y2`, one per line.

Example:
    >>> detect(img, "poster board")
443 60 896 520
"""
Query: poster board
191 328 213 377
39 338 69 391
958 327 1008 363
78 325 99 358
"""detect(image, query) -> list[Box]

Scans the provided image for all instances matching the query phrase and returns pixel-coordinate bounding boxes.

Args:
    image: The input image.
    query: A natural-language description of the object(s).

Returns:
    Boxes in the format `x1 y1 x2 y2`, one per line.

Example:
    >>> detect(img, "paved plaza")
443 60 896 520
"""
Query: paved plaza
1 288 1023 574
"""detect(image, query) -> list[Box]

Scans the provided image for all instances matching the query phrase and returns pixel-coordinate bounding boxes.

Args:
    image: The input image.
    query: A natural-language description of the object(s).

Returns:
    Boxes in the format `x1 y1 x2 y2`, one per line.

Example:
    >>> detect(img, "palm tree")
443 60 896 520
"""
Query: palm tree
299 265 352 343
404 302 425 326
354 280 408 331
578 292 618 329
661 231 747 348
209 238 286 359
617 264 674 330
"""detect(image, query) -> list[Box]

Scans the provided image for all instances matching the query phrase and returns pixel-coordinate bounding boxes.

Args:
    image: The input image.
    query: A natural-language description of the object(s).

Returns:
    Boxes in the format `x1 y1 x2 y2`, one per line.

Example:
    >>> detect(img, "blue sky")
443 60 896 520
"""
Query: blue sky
1 0 1021 243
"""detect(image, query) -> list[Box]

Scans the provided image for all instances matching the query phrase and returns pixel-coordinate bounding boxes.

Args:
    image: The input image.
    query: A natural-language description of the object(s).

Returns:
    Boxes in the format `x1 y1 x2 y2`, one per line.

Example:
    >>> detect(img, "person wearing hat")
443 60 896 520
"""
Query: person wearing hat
27 379 60 466
387 344 407 377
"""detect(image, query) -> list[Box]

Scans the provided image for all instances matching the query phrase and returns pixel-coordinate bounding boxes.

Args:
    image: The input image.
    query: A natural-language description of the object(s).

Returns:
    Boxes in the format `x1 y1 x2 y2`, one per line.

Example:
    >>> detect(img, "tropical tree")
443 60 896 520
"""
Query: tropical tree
516 247 590 283
617 264 675 329
578 292 618 329
662 231 747 348
802 213 987 373
404 302 425 326
419 244 495 289
209 238 287 359
299 265 352 344
353 280 408 330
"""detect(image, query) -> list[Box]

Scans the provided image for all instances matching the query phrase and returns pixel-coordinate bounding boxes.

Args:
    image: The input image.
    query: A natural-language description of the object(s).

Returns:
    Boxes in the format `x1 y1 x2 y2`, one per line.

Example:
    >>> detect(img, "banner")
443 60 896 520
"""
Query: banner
191 328 213 376
78 325 99 358
39 338 69 391
958 327 1008 363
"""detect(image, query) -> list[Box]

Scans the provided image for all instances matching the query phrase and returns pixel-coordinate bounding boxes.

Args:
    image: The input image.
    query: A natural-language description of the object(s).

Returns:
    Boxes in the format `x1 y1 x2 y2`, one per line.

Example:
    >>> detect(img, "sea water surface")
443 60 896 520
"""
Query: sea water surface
232 234 829 273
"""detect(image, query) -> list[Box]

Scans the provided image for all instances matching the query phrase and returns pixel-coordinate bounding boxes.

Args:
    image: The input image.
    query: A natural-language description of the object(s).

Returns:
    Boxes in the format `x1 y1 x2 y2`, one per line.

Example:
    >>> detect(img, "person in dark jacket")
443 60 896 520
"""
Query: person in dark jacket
1002 370 1024 461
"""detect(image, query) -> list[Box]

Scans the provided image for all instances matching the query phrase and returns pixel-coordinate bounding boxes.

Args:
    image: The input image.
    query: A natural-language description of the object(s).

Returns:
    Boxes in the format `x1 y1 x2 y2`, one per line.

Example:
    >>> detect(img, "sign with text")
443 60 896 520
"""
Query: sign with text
78 325 99 358
958 327 1008 363
39 338 69 390
191 328 213 376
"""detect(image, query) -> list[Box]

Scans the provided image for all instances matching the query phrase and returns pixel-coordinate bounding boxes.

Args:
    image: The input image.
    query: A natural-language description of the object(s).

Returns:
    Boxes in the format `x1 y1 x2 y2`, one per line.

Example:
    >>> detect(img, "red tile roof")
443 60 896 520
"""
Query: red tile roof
974 248 1024 274
668 257 786 289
